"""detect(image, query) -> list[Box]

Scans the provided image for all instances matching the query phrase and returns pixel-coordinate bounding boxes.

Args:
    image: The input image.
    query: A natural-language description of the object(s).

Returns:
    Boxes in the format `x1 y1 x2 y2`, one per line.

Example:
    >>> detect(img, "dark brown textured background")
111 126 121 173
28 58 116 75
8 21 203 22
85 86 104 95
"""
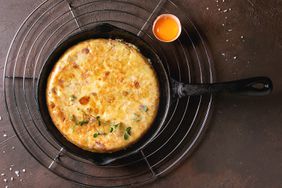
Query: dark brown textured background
0 0 282 187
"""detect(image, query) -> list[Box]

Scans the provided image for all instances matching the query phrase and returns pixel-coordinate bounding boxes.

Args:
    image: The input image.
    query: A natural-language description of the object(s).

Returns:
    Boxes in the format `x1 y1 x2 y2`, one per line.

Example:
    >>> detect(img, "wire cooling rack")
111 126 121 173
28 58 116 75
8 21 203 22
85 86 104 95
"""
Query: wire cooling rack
3 0 214 186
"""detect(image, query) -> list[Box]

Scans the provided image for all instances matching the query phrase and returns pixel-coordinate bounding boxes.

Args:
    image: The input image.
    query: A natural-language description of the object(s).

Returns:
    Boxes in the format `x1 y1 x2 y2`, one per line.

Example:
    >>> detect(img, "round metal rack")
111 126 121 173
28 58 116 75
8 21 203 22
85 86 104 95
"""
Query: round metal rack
3 0 215 187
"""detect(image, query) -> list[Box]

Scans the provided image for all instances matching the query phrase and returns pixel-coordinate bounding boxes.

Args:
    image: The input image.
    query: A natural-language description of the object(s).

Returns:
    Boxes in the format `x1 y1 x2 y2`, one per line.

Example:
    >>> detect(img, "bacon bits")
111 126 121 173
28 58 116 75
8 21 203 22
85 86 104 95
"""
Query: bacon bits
79 96 90 105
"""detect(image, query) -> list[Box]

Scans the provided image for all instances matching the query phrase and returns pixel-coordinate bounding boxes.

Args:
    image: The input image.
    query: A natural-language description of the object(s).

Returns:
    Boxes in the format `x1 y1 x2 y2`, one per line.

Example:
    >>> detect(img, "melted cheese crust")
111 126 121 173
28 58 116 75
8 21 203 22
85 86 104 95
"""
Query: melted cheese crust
46 39 159 153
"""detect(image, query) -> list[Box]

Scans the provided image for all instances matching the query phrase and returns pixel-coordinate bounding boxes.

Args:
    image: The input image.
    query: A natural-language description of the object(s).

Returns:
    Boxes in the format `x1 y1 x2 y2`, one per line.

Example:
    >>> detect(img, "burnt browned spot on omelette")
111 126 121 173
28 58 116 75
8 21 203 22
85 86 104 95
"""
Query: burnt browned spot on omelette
72 62 79 69
134 81 140 89
51 87 57 95
46 39 159 153
104 71 110 77
49 102 55 109
57 109 65 121
58 79 64 87
81 47 89 54
122 91 129 96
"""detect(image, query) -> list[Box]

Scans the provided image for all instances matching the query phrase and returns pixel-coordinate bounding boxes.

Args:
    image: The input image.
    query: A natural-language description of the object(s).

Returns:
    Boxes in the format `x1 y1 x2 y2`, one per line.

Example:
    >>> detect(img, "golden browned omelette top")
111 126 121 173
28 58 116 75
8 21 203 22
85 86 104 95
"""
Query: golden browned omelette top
46 39 159 153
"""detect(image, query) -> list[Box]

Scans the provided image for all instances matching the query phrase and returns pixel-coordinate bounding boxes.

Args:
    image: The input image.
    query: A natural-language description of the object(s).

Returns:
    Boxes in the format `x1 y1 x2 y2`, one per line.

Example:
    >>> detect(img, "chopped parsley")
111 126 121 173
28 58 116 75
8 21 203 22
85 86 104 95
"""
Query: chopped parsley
70 114 76 122
93 132 107 138
78 120 89 126
124 133 129 140
124 127 132 140
93 132 99 138
110 123 120 133
132 113 141 122
70 95 77 102
70 114 89 126
70 114 90 126
70 125 76 133
70 115 79 125
96 116 101 126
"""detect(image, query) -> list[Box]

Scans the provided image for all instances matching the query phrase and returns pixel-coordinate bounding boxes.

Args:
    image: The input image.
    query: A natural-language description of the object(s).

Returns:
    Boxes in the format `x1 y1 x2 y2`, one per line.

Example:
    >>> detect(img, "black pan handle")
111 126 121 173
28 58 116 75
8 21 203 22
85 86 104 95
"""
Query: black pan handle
176 77 273 97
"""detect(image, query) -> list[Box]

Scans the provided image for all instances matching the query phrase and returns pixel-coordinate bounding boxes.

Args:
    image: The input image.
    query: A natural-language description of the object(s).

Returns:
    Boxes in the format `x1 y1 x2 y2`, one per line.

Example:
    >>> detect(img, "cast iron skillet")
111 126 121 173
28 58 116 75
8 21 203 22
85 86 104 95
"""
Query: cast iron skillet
37 23 273 166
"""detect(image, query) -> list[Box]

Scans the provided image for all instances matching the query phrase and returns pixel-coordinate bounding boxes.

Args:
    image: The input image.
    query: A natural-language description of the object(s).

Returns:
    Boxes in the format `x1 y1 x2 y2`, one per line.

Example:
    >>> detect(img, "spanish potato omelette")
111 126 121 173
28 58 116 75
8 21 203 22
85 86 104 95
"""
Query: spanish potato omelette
46 39 159 153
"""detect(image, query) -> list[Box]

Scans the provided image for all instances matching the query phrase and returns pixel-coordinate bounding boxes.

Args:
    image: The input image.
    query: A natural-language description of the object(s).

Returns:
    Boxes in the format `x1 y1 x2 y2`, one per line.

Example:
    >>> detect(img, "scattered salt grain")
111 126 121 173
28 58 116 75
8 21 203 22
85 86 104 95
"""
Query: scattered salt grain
9 167 12 171
241 36 244 39
222 0 225 2
3 151 6 154
22 169 26 173
10 177 14 181
3 178 7 182
3 133 7 137
229 8 232 11
233 56 237 60
221 53 226 56
0 116 2 121
11 146 15 150
218 8 221 11
10 164 14 167
5 186 8 188
225 16 228 19
206 7 209 10
20 179 23 182
222 23 225 26
226 39 229 42
223 9 228 13
15 170 20 177
1 173 5 176
228 29 232 32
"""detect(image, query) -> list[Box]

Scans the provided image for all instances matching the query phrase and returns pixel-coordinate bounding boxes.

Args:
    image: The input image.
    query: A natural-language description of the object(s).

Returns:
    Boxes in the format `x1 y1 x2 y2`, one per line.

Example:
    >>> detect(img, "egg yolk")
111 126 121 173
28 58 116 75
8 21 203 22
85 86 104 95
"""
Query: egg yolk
154 16 180 41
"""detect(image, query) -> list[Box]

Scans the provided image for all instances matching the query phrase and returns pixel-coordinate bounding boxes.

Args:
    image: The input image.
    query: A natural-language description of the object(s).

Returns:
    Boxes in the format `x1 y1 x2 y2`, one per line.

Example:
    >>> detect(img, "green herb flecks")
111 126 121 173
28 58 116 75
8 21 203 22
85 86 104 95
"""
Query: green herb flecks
70 114 76 122
93 132 99 138
132 113 141 122
78 120 89 126
96 116 101 126
124 133 129 140
70 114 79 125
70 125 76 133
70 95 77 102
139 105 148 112
110 123 120 133
124 127 132 140
93 132 107 138
70 114 89 126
